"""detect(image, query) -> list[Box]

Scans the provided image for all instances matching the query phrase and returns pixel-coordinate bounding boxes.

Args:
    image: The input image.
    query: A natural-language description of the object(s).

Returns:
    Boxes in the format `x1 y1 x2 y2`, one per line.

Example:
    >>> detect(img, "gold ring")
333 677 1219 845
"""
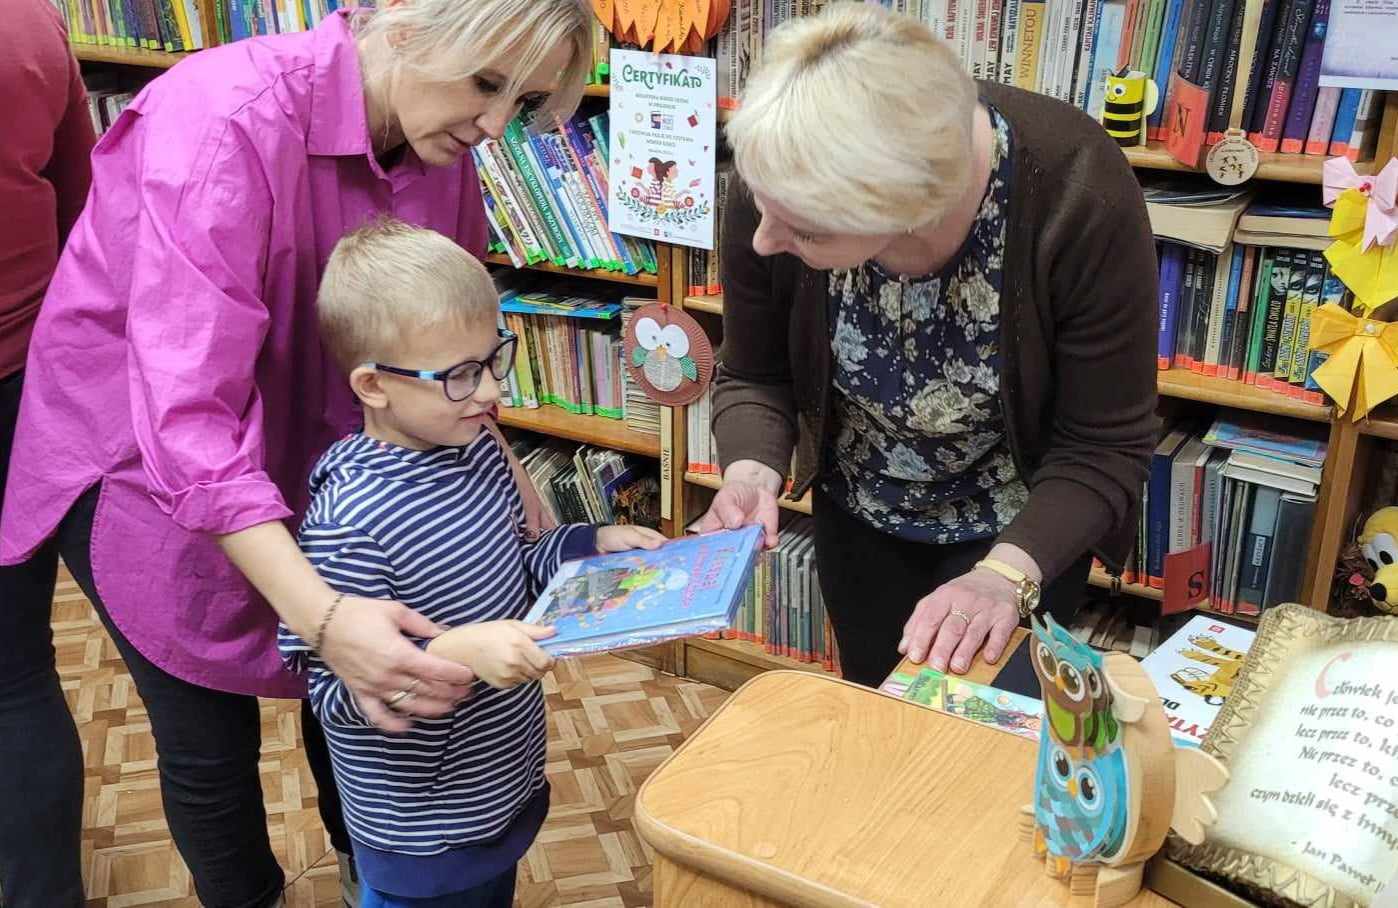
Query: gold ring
948 608 974 627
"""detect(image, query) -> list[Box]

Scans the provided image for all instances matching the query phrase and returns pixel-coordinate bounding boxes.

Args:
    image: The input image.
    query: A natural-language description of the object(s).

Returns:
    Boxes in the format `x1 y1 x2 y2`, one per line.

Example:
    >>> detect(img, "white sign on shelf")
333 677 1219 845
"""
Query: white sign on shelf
607 49 717 251
1321 0 1398 90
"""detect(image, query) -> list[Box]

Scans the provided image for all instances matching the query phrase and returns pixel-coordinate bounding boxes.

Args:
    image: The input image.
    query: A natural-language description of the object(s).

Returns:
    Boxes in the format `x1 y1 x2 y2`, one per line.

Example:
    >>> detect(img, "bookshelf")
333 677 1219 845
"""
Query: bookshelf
483 253 658 288
71 43 190 68
1156 369 1331 422
498 406 660 458
1121 142 1330 184
683 471 813 515
1360 408 1398 440
682 294 724 315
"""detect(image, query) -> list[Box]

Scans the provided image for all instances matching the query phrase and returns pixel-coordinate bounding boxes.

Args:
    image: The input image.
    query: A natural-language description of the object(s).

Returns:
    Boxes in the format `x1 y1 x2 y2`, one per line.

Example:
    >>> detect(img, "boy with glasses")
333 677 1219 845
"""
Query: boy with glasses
278 218 664 908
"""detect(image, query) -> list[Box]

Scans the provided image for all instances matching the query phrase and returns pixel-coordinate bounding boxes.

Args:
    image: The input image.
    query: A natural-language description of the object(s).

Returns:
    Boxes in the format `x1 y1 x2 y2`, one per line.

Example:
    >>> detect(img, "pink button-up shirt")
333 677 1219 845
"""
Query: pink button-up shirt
0 11 487 698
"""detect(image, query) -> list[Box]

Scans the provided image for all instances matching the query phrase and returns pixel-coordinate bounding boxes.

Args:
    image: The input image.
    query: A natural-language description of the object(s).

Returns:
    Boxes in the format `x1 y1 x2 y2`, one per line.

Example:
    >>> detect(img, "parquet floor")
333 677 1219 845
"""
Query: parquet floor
51 570 731 907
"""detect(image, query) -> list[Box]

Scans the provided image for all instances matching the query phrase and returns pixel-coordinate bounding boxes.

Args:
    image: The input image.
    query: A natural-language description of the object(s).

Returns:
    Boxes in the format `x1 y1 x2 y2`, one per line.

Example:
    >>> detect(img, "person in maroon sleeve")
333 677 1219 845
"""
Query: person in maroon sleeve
0 1 95 905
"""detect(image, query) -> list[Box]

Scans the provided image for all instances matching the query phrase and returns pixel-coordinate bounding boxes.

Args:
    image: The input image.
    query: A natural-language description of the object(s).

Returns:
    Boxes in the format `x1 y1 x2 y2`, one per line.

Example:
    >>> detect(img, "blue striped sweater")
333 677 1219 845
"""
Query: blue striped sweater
277 431 595 857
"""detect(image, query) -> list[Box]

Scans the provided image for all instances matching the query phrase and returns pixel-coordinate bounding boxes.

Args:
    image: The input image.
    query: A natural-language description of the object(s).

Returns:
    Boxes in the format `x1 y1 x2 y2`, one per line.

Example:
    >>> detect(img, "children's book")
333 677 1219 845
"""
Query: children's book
524 525 763 658
1139 614 1257 747
880 668 1044 742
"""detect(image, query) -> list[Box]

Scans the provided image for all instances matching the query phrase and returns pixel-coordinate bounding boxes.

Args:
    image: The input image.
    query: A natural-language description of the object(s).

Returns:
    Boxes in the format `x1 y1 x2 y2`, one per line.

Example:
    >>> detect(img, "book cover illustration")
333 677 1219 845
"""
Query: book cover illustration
608 49 717 249
881 667 1044 742
525 525 762 657
1139 614 1257 746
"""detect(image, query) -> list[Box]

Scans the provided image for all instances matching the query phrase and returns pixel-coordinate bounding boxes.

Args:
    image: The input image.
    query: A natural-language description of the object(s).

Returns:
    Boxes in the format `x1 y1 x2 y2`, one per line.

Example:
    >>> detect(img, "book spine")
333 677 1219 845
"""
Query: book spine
1288 252 1325 390
1148 0 1189 137
1202 248 1232 375
1237 0 1280 132
1280 0 1329 153
1002 0 1023 84
1191 249 1217 370
1205 0 1246 142
1257 250 1292 386
1213 246 1244 377
1177 0 1212 82
1303 267 1344 403
1158 244 1185 368
988 0 1006 87
1074 0 1101 109
1139 0 1167 85
1257 0 1316 152
1087 0 1125 120
1015 0 1047 89
1346 88 1379 161
1328 87 1362 155
1305 87 1341 154
1228 245 1257 379
1237 486 1281 616
1248 0 1296 138
1177 249 1201 369
1272 252 1308 385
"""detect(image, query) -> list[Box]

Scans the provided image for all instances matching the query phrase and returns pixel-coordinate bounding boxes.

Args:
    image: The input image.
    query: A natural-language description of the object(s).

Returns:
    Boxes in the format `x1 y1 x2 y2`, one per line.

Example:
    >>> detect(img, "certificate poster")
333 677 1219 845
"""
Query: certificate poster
608 49 717 250
1320 0 1398 89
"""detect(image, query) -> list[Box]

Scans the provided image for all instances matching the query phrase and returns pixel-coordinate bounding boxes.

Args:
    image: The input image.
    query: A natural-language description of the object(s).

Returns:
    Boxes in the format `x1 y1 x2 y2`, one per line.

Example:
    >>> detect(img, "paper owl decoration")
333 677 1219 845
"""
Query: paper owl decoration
1021 615 1229 908
623 303 713 406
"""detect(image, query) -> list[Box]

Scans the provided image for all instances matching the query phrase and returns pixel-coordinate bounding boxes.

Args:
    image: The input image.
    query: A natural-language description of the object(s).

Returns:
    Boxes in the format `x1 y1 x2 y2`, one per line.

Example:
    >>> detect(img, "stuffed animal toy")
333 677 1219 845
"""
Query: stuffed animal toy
1358 507 1398 614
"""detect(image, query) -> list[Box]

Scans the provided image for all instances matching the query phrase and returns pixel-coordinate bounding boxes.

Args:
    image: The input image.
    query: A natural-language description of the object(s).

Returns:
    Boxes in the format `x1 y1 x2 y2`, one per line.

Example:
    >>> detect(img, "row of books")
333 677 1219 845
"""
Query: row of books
684 168 730 298
82 72 141 135
495 282 627 421
686 383 721 475
56 0 209 51
511 439 662 530
718 517 841 671
1127 411 1324 615
619 298 662 437
477 112 658 278
1156 240 1342 405
713 0 1386 162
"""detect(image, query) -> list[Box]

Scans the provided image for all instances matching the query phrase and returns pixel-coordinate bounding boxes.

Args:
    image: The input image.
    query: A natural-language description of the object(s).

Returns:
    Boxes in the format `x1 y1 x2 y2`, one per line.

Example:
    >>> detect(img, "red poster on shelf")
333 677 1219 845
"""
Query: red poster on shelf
1163 73 1210 168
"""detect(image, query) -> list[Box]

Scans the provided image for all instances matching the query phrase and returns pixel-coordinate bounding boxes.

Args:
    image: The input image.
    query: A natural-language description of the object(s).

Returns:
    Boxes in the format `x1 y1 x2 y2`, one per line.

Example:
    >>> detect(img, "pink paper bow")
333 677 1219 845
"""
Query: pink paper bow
1324 157 1398 251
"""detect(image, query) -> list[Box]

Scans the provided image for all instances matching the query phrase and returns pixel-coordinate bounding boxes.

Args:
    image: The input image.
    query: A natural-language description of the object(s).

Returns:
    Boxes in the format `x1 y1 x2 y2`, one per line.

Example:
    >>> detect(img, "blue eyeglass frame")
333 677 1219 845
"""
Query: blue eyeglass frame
364 329 518 402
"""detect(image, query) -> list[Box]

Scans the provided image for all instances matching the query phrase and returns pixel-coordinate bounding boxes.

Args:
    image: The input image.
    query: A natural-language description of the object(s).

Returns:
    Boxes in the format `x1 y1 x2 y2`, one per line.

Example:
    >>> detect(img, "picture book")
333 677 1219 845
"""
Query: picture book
881 668 1044 742
1139 613 1257 747
524 525 762 658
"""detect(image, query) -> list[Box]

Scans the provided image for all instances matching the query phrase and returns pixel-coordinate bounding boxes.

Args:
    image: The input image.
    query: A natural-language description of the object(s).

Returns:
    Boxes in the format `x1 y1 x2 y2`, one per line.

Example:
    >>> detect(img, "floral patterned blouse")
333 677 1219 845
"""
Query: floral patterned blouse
822 106 1030 544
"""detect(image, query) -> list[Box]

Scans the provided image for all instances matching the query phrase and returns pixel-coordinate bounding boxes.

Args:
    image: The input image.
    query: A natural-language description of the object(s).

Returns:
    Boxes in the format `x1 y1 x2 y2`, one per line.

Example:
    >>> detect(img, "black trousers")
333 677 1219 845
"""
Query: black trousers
0 369 84 908
51 486 353 907
812 487 1091 688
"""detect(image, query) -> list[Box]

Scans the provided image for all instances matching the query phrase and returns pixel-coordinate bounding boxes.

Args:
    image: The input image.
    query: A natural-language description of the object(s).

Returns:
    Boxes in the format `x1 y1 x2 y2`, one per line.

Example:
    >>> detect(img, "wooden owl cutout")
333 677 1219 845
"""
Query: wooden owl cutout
623 303 713 406
1020 615 1229 908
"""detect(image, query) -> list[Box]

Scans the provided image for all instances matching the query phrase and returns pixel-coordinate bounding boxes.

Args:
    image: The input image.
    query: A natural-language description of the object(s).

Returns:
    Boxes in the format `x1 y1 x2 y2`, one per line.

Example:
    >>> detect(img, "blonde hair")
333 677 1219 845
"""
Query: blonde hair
725 2 976 235
354 0 592 128
318 217 498 372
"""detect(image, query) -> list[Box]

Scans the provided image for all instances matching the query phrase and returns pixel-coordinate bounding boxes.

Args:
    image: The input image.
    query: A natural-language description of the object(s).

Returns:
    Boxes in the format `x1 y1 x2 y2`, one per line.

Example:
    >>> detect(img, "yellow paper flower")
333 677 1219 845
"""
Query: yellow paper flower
1308 303 1398 420
1325 187 1398 315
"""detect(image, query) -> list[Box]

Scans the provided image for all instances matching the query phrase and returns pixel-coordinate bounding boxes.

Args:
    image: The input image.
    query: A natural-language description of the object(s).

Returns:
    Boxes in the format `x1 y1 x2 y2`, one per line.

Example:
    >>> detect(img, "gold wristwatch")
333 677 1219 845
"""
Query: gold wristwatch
975 558 1042 618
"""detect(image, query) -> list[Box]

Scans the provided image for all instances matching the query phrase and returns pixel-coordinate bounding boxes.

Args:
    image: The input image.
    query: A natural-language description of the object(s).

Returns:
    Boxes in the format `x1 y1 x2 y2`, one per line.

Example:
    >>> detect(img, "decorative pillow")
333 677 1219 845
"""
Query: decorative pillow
1166 605 1398 907
623 303 713 407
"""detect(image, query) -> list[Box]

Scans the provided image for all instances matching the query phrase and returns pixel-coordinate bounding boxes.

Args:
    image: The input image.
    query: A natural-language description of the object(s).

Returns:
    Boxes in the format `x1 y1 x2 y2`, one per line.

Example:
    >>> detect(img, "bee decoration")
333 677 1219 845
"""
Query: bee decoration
1100 68 1160 147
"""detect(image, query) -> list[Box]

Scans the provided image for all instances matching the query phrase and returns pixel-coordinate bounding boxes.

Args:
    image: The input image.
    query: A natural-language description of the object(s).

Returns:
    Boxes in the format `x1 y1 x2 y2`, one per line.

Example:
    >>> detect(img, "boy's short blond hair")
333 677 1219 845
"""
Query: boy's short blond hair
318 218 497 372
725 2 976 235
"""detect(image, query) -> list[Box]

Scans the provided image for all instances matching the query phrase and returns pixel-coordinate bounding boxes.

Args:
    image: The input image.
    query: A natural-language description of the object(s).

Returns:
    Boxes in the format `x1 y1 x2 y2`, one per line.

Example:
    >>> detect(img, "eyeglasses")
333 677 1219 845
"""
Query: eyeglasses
365 329 518 402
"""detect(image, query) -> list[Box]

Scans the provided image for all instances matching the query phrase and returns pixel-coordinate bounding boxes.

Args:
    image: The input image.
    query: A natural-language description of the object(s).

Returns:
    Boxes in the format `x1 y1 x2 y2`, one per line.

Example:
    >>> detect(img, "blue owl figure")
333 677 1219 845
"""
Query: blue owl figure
1020 614 1232 908
1029 615 1129 875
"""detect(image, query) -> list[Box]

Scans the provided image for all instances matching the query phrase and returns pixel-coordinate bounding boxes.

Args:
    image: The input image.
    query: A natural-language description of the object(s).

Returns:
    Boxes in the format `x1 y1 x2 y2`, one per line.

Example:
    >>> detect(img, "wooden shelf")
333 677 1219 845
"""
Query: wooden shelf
582 83 609 97
1360 408 1398 440
498 406 661 457
1087 566 1164 601
1121 141 1336 184
72 42 190 68
683 294 724 315
484 253 658 288
1156 368 1332 422
681 636 831 691
684 471 814 515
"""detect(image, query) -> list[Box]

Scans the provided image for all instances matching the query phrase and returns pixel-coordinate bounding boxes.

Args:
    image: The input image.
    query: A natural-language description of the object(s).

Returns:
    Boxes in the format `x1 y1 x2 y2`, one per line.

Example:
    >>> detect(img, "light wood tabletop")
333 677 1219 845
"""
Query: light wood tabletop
635 665 1179 907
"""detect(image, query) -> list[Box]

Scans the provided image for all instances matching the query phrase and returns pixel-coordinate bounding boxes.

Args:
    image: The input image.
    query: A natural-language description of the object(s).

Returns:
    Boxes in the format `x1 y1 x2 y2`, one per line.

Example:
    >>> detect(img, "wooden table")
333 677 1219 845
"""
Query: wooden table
634 625 1180 908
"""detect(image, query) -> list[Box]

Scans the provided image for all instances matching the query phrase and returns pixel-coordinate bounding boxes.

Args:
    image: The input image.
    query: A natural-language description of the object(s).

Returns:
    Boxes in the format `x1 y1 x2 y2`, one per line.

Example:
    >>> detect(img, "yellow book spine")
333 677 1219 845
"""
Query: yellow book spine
1015 0 1045 91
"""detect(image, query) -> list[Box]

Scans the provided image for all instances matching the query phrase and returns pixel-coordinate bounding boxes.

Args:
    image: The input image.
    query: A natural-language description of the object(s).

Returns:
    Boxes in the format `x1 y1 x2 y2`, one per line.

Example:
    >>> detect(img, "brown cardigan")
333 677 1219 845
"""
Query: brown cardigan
711 81 1160 582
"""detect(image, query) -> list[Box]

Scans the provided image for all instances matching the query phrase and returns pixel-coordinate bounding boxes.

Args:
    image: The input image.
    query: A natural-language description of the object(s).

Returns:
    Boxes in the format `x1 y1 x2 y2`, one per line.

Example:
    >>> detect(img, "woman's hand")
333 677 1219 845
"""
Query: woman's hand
899 567 1020 675
427 620 556 689
484 414 557 538
319 597 479 732
596 524 668 553
691 460 783 548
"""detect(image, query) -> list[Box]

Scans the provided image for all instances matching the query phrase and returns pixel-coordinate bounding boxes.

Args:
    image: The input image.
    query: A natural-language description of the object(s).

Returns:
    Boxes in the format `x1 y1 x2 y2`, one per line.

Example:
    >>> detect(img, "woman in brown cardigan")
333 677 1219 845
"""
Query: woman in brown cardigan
694 3 1159 687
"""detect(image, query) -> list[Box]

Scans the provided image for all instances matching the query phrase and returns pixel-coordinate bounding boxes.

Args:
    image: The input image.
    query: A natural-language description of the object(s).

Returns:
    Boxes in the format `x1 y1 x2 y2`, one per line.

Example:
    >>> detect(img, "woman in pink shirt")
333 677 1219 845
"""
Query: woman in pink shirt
0 2 590 905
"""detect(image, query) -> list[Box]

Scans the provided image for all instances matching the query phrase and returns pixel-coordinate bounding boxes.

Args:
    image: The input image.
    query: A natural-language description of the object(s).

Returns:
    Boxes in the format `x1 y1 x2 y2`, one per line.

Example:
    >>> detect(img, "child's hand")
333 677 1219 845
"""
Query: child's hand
596 525 668 554
426 621 557 689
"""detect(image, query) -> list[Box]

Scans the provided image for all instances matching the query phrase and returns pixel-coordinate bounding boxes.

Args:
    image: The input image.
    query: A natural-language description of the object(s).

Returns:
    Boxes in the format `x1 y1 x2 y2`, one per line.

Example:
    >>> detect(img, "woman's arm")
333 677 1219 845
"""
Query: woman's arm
697 179 798 547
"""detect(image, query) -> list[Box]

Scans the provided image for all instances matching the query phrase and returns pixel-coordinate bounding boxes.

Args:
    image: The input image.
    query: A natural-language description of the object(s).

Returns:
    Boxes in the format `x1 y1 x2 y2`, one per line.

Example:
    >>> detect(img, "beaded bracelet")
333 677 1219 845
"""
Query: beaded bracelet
312 592 345 653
